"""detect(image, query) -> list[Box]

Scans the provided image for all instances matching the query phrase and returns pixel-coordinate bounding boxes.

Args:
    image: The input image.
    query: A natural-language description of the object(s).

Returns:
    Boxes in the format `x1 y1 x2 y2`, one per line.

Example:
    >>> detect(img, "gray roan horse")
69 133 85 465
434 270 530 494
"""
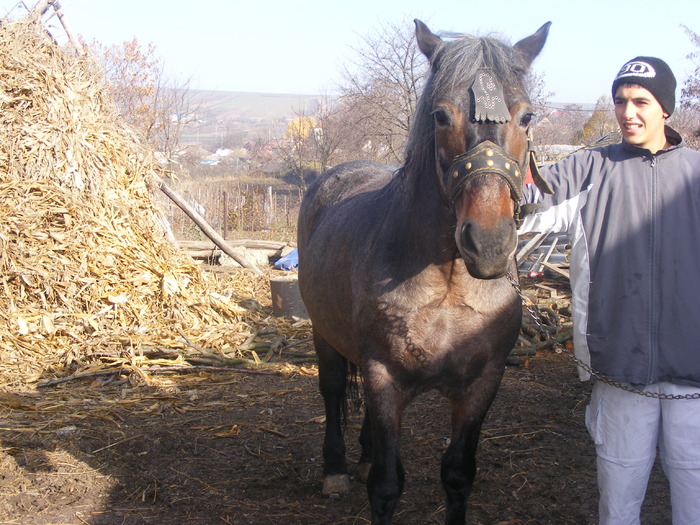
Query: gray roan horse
297 20 552 525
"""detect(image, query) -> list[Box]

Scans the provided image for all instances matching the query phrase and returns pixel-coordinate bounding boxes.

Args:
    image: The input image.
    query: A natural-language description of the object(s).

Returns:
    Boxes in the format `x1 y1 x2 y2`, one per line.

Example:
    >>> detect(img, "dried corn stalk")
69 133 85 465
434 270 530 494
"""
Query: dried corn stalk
0 19 272 387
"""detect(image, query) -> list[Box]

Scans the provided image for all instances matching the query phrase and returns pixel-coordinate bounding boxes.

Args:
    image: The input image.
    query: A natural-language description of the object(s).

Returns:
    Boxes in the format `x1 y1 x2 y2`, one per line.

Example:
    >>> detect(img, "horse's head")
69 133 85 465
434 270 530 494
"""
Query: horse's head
413 20 552 279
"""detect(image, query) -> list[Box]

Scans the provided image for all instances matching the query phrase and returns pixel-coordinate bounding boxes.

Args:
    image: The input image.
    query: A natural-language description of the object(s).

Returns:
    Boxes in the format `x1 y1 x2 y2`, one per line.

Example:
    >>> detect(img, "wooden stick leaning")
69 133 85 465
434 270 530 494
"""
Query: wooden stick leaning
158 180 263 275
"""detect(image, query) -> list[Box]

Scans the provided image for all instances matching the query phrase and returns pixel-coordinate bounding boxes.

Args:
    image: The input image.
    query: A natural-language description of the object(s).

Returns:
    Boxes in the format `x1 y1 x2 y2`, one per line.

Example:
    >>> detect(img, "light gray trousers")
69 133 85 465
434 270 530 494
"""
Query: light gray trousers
585 381 700 525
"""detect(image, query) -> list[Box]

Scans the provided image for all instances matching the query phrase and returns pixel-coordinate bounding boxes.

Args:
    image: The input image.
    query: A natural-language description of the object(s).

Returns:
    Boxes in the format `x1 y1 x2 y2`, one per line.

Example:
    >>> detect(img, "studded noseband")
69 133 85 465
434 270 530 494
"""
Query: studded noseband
443 140 525 221
440 135 553 226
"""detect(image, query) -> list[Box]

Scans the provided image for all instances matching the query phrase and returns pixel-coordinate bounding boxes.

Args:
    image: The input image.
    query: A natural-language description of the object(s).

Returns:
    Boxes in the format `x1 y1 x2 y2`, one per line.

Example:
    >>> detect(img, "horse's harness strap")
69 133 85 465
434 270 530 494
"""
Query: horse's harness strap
527 132 554 196
445 140 525 222
443 132 554 226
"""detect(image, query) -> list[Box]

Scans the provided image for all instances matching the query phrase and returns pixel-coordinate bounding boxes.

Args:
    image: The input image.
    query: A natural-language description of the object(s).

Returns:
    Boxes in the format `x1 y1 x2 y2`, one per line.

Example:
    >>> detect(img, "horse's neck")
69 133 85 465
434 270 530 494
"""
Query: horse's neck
383 165 515 294
392 166 456 254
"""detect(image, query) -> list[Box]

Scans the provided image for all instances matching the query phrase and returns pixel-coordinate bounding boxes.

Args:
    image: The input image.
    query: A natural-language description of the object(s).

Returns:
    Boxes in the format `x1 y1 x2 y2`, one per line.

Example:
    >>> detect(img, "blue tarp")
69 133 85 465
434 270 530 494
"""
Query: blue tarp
274 249 298 271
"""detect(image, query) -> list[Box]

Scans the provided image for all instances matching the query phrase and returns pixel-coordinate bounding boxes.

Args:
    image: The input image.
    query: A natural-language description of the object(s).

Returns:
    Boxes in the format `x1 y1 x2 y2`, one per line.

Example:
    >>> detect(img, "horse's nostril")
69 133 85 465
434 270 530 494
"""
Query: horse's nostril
460 222 478 255
459 219 517 261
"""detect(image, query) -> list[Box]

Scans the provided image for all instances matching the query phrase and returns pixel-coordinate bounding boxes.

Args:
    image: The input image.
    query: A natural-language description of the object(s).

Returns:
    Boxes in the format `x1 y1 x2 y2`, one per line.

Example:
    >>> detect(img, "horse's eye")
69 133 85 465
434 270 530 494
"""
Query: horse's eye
520 112 535 127
432 108 452 127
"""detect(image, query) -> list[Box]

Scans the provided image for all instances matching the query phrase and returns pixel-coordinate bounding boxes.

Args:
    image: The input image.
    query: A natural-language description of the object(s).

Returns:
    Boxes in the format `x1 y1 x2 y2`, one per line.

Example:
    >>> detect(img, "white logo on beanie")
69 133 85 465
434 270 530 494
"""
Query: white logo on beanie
616 61 657 79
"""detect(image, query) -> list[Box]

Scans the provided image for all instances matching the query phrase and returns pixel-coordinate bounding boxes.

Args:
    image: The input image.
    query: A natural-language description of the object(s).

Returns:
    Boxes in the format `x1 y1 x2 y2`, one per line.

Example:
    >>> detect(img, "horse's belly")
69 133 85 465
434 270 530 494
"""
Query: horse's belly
297 235 363 361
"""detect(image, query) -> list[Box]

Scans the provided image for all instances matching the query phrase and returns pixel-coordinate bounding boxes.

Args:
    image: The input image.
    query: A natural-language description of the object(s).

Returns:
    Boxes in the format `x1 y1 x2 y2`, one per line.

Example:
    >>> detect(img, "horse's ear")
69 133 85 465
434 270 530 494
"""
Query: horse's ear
513 22 551 67
414 19 442 61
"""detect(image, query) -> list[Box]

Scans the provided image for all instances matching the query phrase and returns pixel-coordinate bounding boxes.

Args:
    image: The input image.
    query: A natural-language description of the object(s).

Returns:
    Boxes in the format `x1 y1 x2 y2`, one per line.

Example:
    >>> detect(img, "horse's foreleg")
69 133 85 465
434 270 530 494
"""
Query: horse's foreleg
364 368 407 525
358 407 373 482
441 416 482 524
441 375 503 525
316 335 350 495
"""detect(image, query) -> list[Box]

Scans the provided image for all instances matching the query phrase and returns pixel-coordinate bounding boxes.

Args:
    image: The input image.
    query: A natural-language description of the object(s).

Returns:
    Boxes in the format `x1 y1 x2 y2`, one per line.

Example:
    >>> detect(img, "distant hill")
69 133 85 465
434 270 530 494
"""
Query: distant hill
180 91 326 149
191 90 324 122
179 91 595 151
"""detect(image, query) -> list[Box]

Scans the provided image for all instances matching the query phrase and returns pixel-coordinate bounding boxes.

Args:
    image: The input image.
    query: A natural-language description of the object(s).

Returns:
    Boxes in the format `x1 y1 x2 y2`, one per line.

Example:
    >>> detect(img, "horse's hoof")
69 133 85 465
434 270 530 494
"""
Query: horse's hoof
322 474 350 496
357 462 371 483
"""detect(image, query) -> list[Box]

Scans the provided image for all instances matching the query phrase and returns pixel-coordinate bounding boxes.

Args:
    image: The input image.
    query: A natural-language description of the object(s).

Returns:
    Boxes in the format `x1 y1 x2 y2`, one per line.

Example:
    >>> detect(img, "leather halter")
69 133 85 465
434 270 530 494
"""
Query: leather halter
438 132 553 227
442 140 524 223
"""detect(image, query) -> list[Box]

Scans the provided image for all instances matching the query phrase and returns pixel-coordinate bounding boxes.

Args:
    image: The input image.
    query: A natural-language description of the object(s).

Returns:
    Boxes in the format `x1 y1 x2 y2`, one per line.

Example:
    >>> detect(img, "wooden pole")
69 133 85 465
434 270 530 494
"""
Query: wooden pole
27 0 83 53
159 180 262 275
29 0 55 17
52 2 83 53
222 190 228 240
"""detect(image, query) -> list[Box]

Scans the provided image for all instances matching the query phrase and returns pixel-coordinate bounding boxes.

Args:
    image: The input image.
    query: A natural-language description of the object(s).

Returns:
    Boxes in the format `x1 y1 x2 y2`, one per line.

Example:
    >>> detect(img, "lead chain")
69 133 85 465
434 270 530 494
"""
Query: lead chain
507 272 700 401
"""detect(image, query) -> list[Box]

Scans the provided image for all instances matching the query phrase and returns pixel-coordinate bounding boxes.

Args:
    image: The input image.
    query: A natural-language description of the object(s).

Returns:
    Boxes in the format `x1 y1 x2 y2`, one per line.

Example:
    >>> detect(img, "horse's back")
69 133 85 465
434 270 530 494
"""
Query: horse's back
298 160 396 246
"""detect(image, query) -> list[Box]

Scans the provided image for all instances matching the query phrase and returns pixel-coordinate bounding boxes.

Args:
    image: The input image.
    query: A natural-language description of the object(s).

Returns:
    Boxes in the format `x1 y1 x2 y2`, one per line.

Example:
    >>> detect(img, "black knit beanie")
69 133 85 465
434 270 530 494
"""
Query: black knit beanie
611 56 676 116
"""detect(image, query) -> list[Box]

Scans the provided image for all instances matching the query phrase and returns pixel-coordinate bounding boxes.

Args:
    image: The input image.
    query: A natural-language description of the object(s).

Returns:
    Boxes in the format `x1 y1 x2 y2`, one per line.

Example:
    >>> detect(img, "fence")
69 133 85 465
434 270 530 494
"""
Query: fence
157 178 304 241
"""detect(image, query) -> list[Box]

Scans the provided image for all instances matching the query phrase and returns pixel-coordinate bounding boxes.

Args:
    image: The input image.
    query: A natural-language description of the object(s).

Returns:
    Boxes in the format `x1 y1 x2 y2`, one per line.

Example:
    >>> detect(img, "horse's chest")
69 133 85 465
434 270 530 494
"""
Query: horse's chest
384 301 516 372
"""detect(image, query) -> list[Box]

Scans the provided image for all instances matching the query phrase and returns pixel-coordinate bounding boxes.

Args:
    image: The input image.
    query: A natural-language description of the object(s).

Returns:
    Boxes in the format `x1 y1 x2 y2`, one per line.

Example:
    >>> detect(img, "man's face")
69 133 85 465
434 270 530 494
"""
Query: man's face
614 84 668 153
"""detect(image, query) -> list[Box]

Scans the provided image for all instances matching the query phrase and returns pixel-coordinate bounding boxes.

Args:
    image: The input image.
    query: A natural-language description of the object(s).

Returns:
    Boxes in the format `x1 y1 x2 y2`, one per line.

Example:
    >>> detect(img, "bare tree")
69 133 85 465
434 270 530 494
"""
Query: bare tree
337 18 429 163
533 103 591 148
680 25 700 110
149 73 200 161
309 94 346 171
526 70 554 113
525 69 561 148
274 112 317 191
677 25 700 149
672 107 700 150
575 96 617 144
88 38 199 160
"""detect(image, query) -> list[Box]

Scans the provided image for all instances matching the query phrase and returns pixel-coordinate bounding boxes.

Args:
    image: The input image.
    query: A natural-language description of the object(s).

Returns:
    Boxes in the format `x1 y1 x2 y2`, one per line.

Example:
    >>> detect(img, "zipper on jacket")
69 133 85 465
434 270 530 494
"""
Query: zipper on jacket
647 154 659 384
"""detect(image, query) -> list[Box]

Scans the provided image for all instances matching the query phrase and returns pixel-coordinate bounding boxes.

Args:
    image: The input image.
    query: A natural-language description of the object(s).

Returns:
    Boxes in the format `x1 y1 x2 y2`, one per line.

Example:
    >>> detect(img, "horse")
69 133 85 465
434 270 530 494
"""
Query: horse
297 19 552 525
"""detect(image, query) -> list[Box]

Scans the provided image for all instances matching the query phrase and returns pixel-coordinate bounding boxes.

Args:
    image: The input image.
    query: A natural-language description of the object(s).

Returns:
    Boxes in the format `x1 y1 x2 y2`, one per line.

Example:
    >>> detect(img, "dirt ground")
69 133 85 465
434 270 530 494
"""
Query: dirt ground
0 353 674 525
0 275 673 525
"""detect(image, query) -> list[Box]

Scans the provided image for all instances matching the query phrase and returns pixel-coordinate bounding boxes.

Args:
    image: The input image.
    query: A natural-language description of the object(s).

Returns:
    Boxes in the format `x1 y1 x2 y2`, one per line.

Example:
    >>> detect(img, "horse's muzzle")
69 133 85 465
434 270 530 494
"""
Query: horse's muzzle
458 217 517 279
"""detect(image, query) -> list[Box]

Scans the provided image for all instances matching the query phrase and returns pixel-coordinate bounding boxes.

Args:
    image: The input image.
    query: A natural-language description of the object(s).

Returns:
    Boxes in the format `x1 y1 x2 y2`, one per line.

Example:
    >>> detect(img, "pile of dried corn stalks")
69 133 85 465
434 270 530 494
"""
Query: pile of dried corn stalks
0 19 298 389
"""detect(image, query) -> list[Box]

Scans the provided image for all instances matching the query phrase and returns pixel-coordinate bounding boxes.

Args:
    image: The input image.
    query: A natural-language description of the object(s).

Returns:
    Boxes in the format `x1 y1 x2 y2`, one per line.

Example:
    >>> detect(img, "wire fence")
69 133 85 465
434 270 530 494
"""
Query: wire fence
157 178 303 241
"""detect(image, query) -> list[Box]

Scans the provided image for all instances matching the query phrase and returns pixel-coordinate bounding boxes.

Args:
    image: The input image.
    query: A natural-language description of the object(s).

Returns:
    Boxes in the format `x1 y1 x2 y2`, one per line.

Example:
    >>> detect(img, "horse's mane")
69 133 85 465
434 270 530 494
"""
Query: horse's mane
403 32 530 175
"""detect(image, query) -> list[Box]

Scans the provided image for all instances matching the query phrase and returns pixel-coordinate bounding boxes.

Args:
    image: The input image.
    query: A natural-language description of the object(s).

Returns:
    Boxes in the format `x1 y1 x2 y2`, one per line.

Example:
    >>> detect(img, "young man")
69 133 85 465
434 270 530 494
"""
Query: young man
520 57 700 524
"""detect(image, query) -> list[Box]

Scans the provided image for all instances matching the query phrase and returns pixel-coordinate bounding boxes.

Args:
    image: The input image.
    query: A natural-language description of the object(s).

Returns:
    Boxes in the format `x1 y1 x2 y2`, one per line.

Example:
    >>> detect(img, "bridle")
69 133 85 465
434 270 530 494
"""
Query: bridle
442 139 527 226
438 131 551 227
436 68 552 226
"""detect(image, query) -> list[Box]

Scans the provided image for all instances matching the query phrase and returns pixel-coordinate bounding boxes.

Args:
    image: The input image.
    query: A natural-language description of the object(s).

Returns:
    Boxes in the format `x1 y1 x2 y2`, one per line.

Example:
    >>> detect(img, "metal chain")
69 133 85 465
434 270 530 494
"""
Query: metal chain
507 272 700 401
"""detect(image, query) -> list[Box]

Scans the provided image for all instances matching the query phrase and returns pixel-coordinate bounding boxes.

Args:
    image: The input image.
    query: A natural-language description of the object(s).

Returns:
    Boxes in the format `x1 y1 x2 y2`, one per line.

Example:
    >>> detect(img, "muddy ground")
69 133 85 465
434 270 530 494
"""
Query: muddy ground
0 348 672 525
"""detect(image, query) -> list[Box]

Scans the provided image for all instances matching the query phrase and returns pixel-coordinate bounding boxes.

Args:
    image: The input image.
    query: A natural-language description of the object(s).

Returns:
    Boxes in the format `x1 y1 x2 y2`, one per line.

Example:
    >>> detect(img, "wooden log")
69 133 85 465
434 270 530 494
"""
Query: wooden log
51 1 82 52
30 0 56 17
517 231 548 260
539 260 570 279
510 347 537 357
178 240 292 251
185 249 222 259
159 180 262 275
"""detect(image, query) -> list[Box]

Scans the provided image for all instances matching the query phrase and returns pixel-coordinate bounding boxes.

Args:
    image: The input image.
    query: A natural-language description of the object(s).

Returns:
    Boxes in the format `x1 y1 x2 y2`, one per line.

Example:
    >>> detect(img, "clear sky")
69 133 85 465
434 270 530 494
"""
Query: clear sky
2 0 698 105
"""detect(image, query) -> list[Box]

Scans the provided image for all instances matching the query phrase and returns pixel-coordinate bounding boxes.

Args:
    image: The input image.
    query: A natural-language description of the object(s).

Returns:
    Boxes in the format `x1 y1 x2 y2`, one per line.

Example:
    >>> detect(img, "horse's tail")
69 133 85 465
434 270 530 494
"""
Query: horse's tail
343 362 363 427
